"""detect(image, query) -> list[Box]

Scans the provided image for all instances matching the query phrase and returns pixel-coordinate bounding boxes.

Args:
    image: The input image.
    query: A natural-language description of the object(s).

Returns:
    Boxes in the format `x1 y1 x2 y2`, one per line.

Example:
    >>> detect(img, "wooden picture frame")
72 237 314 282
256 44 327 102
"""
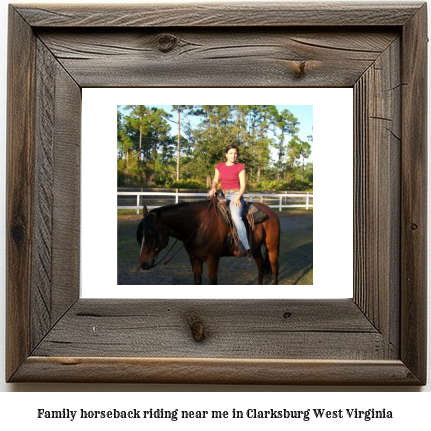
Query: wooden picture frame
6 2 427 385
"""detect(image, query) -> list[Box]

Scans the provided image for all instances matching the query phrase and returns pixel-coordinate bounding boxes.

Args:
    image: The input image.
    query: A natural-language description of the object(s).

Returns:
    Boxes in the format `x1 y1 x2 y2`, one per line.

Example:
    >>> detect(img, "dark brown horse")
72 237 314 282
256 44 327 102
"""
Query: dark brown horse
137 196 280 284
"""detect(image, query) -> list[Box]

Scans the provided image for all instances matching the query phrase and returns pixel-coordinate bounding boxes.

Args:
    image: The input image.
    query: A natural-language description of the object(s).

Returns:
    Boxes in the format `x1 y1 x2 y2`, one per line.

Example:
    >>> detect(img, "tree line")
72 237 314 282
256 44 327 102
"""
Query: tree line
117 105 312 190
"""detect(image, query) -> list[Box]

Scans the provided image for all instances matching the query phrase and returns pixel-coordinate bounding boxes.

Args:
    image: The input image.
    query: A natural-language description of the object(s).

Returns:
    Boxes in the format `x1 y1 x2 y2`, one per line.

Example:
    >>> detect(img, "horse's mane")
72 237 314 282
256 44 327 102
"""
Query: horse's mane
149 201 190 214
137 200 208 245
149 200 208 215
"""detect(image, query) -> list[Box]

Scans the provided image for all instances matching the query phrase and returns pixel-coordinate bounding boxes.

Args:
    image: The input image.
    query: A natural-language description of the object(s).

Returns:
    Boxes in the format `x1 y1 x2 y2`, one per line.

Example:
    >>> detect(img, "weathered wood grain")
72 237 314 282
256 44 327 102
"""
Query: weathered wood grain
12 357 420 385
31 39 81 348
15 2 423 27
37 29 398 87
50 53 81 324
400 3 428 385
32 40 56 347
6 7 36 381
32 299 383 360
353 38 401 359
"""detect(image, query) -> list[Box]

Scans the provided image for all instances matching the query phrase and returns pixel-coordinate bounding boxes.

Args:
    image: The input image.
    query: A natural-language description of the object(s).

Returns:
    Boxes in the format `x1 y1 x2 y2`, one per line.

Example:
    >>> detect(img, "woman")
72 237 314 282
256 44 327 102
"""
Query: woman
208 144 250 257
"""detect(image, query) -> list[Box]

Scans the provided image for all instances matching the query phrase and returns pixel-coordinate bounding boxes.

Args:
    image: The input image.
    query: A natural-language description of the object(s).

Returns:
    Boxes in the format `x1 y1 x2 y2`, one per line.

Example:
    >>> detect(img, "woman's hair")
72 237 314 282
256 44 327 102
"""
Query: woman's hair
225 144 239 159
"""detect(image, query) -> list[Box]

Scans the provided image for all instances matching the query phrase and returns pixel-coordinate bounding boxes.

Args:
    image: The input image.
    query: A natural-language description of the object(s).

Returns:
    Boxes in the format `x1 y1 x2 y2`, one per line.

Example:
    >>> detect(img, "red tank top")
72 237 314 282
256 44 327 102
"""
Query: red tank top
216 162 245 190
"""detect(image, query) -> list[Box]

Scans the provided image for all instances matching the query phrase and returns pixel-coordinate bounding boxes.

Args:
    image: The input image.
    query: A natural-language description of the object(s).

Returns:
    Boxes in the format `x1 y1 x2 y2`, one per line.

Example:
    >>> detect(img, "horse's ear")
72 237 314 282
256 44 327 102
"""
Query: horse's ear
143 206 148 217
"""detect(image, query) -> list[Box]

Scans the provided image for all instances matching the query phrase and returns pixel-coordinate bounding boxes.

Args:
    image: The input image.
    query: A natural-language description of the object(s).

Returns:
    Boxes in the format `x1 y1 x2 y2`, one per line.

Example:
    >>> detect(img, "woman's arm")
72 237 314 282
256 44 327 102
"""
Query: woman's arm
232 169 246 207
208 168 220 196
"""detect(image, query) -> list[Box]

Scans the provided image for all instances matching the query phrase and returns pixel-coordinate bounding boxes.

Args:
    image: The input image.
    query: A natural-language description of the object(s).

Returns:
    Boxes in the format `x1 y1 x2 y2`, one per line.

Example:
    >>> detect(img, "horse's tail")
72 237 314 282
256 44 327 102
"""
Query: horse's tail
262 247 274 280
262 247 271 279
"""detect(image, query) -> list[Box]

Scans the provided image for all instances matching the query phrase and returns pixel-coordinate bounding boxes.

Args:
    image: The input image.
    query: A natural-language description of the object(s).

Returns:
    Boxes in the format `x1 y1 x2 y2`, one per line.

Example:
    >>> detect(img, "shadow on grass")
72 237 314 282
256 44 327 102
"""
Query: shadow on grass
278 241 313 285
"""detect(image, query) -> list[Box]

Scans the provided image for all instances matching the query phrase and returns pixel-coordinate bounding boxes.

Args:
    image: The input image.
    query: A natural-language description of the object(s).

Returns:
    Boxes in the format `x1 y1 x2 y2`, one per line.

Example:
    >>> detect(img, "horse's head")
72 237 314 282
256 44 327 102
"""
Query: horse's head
137 206 169 270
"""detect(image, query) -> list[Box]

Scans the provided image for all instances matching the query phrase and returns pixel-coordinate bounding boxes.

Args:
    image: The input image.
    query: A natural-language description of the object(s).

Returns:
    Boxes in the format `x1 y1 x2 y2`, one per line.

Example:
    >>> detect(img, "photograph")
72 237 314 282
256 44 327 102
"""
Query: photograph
117 104 313 286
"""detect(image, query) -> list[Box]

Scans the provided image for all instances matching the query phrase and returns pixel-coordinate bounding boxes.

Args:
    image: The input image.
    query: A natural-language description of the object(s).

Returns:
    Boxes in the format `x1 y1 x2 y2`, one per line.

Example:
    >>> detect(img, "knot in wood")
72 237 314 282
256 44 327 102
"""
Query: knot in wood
157 34 178 53
411 223 419 231
294 61 307 79
11 222 26 246
186 314 206 342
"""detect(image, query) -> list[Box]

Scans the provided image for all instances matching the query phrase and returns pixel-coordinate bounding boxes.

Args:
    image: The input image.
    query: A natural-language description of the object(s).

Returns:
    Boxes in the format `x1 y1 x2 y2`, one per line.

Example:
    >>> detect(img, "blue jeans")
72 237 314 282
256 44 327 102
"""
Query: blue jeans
221 192 250 251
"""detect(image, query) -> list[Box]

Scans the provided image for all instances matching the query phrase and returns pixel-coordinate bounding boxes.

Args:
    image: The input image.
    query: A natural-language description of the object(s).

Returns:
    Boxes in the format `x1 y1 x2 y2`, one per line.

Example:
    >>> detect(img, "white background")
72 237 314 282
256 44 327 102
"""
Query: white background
0 0 430 420
81 87 353 299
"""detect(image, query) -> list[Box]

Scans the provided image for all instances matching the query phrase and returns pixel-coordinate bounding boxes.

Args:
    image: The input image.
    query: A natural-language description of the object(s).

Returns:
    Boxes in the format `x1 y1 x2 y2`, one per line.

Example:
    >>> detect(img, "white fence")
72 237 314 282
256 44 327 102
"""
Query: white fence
118 191 313 214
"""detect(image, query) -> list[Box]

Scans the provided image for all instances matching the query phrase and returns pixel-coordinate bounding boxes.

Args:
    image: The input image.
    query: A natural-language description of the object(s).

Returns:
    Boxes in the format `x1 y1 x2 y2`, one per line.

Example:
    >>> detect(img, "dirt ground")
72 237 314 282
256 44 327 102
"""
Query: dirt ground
118 210 313 285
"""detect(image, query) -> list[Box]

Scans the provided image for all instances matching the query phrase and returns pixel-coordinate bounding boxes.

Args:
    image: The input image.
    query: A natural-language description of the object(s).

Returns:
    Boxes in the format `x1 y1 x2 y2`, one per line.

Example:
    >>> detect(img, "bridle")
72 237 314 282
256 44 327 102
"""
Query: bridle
139 213 165 267
140 198 218 268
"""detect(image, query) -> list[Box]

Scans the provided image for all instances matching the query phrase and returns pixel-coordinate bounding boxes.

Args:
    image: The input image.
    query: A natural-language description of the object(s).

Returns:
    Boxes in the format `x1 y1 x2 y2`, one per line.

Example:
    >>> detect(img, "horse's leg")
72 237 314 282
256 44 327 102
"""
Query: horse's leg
189 255 204 285
206 256 220 285
251 247 265 285
270 252 279 285
265 229 280 286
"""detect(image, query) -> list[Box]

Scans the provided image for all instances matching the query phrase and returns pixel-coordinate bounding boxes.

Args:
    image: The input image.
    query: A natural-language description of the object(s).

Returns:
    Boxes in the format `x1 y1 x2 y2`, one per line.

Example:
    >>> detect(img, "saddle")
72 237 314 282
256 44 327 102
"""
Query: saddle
214 194 269 257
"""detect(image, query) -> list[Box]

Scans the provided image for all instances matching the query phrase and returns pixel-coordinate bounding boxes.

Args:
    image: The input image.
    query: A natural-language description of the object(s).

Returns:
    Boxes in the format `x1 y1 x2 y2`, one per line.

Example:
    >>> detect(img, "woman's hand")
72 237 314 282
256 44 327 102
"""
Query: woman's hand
209 169 220 197
208 187 217 197
232 197 242 208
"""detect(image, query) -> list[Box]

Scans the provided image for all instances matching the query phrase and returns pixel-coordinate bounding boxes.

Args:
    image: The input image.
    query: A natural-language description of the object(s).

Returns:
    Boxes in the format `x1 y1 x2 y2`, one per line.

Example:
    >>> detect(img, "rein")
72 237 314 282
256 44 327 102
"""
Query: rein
149 198 217 268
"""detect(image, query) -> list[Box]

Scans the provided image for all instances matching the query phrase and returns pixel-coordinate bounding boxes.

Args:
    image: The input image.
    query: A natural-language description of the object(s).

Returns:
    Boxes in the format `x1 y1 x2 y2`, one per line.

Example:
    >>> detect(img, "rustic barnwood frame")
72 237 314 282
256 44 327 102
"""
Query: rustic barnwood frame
6 2 427 384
